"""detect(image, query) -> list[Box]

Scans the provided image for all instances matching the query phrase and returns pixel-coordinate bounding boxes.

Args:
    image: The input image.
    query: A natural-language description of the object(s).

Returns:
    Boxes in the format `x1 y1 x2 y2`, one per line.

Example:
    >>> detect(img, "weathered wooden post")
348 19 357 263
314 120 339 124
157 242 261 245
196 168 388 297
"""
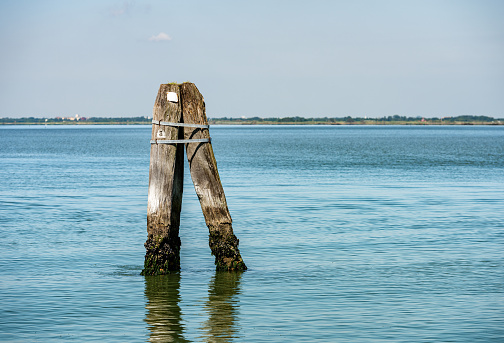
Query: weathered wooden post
142 82 246 275
142 84 184 275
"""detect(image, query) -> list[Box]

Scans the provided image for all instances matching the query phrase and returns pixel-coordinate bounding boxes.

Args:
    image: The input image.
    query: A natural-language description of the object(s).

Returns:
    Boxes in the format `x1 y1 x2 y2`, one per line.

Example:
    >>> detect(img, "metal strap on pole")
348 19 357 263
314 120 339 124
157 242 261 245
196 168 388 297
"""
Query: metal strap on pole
152 119 209 129
150 138 211 145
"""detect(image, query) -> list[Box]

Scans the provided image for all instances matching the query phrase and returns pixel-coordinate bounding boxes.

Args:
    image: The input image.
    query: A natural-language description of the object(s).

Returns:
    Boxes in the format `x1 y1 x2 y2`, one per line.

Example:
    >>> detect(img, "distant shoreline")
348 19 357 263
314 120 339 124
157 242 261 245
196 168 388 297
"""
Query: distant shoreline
209 121 504 126
1 122 502 126
1 115 502 126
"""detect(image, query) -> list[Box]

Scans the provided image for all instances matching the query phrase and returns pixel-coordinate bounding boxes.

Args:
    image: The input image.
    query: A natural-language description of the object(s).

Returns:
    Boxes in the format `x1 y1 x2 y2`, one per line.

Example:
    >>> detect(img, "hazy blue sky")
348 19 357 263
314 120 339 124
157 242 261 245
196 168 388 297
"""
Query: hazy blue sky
1 0 503 118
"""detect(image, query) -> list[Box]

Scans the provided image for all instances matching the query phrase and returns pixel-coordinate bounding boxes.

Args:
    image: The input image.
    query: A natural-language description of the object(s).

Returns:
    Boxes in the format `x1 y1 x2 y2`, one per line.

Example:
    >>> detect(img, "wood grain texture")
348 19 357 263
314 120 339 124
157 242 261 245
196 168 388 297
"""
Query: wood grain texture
180 83 246 271
142 84 184 275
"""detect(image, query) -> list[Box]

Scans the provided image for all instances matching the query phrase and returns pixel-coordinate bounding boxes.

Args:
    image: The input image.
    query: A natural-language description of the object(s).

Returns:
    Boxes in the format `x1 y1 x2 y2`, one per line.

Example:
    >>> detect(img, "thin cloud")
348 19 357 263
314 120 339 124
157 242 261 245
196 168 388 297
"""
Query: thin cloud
148 32 172 42
110 1 132 17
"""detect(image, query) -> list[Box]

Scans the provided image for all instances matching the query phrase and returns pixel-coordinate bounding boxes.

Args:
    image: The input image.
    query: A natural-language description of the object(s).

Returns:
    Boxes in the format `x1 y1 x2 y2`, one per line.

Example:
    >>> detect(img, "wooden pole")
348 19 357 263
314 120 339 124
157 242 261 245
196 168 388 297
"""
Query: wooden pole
142 84 185 275
142 82 246 275
180 83 246 271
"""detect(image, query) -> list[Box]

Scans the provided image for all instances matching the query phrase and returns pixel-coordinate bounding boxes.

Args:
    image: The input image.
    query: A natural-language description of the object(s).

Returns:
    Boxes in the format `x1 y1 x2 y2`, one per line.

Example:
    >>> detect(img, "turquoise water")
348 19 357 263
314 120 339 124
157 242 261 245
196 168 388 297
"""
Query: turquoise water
1 125 503 342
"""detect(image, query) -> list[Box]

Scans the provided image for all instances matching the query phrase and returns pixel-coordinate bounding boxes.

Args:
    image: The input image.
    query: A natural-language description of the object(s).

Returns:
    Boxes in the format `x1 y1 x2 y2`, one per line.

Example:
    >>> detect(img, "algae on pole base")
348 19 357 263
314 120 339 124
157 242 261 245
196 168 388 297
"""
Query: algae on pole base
142 82 246 275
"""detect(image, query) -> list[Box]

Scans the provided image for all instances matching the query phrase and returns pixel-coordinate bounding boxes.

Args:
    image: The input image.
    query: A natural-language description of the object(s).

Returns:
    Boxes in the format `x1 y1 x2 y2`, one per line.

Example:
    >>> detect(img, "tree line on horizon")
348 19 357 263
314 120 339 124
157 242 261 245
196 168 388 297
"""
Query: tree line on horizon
209 115 500 123
0 116 151 124
0 114 501 124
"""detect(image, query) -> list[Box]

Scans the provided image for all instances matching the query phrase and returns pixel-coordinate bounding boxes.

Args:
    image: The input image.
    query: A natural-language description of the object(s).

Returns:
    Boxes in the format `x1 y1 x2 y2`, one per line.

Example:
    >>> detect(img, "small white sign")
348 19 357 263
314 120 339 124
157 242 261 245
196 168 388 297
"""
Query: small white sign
167 92 178 103
157 129 166 138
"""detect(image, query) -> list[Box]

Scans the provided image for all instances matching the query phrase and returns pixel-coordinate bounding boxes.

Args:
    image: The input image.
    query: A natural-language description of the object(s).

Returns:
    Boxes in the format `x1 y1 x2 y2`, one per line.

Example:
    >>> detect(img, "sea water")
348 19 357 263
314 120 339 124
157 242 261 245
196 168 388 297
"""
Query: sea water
0 125 503 342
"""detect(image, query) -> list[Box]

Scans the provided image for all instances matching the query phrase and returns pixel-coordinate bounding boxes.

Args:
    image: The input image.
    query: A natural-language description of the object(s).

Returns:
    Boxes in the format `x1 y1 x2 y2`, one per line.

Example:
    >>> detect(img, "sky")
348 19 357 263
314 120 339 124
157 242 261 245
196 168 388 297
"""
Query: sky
0 0 503 118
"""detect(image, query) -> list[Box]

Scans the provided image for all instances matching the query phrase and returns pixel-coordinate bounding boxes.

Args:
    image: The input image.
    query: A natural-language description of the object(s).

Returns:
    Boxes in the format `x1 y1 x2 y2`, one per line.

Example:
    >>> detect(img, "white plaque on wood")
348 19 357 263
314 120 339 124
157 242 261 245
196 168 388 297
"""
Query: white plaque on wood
167 92 178 103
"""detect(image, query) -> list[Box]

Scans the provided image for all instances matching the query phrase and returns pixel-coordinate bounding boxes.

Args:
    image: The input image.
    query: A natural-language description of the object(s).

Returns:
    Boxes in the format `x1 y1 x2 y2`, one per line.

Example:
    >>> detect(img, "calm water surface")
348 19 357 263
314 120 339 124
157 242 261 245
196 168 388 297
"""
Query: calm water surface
0 125 503 342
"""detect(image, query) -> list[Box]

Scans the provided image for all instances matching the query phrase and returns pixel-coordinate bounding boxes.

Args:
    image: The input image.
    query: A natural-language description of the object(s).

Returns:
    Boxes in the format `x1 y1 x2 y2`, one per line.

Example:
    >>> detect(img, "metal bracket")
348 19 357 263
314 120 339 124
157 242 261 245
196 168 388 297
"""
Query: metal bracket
152 120 209 129
150 138 211 145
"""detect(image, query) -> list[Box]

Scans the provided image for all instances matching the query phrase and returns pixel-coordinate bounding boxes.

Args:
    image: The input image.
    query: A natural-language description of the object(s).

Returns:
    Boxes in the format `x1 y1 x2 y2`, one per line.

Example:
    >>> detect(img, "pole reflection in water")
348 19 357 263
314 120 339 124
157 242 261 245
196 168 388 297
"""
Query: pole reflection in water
199 272 243 342
144 273 188 342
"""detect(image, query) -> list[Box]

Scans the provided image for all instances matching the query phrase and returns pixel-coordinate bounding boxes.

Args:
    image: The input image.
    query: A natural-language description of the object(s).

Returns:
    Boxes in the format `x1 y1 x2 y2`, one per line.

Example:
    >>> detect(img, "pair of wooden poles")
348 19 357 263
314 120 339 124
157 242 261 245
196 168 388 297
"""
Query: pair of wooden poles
141 83 246 275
